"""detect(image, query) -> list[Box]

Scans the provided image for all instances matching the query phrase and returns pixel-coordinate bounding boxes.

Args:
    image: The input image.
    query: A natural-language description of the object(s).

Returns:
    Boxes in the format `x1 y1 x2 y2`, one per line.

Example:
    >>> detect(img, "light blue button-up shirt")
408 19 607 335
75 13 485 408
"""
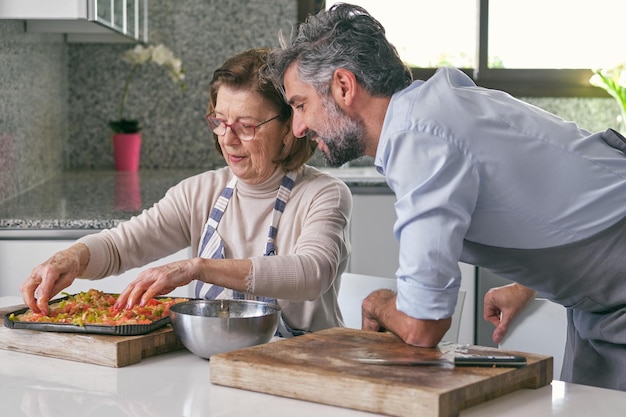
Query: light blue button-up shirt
375 67 626 320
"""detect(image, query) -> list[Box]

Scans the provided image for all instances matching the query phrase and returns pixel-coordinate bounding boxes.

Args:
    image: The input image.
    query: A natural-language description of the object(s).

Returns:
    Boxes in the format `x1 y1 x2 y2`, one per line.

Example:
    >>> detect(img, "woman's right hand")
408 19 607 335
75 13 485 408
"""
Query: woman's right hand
20 243 90 315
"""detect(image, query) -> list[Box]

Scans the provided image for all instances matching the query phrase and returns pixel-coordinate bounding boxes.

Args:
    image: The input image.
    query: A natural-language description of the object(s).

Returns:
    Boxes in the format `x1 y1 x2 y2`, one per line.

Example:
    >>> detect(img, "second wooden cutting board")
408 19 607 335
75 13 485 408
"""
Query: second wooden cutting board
210 327 552 417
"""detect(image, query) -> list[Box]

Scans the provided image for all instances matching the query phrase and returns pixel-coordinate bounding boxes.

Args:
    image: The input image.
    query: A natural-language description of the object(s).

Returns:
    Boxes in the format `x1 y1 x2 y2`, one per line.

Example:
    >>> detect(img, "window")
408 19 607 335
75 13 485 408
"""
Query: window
326 0 477 68
488 0 624 70
312 0 625 97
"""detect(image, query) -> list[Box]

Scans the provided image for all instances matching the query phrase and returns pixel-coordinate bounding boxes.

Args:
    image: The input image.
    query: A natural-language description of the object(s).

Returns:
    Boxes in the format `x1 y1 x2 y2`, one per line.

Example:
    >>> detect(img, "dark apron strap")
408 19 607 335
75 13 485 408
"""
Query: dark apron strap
600 128 626 155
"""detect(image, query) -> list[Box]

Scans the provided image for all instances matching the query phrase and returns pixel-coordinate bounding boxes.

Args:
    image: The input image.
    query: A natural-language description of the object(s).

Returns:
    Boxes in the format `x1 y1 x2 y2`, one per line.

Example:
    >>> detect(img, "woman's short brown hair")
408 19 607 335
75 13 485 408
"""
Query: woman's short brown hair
208 48 316 171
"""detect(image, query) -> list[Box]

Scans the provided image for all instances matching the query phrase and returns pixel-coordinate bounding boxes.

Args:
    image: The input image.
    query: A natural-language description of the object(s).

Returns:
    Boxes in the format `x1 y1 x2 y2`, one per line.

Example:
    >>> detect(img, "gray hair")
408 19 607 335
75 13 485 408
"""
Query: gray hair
262 3 413 99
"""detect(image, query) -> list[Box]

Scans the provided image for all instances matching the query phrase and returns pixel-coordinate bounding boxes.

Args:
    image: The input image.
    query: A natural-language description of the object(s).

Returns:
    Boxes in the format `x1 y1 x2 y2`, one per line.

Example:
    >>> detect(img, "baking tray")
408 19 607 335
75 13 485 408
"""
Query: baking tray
3 295 177 336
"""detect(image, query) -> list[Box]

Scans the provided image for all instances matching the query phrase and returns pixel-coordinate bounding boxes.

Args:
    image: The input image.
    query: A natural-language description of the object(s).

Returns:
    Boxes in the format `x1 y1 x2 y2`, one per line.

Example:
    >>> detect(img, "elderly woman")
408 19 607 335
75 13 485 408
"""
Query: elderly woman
20 48 352 336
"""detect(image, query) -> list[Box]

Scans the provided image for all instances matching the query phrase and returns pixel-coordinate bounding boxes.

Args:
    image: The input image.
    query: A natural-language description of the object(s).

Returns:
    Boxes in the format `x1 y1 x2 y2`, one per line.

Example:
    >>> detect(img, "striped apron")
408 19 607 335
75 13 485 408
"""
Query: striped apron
194 171 305 337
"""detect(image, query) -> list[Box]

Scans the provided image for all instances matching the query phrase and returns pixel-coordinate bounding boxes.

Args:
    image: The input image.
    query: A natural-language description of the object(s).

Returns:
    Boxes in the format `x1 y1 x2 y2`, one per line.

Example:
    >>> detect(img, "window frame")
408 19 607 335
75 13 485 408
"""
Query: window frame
298 0 607 98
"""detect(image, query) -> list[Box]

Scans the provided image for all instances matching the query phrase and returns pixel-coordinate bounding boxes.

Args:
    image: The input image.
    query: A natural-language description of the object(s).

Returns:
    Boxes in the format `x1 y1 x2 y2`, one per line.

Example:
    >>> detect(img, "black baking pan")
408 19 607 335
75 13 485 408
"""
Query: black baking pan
3 294 180 336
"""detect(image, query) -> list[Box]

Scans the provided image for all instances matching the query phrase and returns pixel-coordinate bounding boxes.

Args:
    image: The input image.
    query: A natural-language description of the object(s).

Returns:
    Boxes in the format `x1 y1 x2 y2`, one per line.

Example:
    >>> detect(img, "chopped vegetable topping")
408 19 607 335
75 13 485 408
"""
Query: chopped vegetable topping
9 289 188 326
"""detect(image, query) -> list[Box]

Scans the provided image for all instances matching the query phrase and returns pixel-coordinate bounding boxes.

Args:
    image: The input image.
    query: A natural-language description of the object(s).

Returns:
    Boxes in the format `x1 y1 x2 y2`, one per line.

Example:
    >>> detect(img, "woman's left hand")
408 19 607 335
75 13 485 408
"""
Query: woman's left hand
115 259 198 309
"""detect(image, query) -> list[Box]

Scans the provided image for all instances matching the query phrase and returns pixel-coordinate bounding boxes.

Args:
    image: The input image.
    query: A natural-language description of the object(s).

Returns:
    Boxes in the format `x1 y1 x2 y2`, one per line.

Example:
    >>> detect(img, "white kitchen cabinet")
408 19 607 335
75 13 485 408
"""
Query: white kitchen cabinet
349 194 399 278
0 238 193 299
348 193 476 345
0 0 148 43
498 298 567 377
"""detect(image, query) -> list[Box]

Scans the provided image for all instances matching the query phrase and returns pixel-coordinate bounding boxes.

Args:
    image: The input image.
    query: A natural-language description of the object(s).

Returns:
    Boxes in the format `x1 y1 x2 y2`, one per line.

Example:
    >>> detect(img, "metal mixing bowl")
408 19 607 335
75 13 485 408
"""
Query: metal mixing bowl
169 299 281 359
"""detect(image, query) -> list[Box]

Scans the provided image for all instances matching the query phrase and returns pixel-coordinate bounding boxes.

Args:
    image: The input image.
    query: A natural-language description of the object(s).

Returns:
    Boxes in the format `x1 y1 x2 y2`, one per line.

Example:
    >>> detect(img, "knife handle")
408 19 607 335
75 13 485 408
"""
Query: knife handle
453 355 527 368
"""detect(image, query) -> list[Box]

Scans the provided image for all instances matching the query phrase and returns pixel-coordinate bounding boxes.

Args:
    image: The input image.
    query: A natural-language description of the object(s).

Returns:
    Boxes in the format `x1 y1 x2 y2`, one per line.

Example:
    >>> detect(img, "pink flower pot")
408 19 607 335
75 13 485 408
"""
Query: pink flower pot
112 133 142 171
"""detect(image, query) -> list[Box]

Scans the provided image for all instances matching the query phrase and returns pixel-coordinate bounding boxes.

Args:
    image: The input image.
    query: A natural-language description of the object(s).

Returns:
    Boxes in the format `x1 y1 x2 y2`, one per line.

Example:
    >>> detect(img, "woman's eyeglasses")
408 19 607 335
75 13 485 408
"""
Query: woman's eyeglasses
206 114 280 141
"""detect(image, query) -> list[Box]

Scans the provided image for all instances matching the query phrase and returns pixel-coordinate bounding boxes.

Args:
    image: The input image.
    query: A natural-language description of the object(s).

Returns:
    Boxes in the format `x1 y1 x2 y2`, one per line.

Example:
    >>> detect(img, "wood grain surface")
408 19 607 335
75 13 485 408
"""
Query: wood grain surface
0 304 184 367
210 327 552 417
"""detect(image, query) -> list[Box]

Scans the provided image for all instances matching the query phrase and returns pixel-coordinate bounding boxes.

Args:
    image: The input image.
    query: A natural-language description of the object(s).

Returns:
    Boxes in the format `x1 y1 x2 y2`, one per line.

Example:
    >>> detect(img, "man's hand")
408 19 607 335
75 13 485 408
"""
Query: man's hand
484 283 536 344
362 289 452 347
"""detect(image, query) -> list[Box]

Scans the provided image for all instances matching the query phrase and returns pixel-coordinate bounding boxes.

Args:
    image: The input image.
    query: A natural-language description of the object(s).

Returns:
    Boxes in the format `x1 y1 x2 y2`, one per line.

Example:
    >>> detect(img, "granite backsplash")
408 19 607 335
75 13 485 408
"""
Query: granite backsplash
0 0 620 205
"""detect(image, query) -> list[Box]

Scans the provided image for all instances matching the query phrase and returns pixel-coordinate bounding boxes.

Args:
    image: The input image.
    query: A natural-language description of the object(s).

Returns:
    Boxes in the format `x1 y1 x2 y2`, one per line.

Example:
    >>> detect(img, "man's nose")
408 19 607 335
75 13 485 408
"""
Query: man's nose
291 113 308 139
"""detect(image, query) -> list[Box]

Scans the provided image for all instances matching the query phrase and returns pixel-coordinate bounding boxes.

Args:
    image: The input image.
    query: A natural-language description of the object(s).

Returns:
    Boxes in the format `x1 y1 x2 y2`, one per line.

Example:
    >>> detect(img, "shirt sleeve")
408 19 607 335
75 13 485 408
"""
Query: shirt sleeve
77 176 204 279
380 127 479 320
250 176 352 302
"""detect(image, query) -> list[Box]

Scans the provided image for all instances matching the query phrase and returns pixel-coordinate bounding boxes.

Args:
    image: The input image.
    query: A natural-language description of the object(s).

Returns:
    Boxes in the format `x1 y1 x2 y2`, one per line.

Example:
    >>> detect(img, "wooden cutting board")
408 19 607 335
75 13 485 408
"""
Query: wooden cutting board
0 303 184 367
210 327 552 417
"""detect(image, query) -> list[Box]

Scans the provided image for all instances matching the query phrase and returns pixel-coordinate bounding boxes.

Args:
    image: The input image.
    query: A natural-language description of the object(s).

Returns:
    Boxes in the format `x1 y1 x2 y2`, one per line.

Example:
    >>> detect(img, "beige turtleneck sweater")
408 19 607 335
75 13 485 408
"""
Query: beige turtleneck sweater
78 165 352 332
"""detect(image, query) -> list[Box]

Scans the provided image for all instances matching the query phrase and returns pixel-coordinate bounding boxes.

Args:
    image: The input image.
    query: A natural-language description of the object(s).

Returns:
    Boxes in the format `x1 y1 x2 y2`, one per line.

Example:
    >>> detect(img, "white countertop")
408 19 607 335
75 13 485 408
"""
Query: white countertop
1 296 624 417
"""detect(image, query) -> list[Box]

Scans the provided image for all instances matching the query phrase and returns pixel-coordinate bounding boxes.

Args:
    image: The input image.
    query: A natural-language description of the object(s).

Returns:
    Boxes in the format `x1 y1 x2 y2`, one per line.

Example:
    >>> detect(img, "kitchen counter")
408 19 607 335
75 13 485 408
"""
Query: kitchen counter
0 167 390 235
0 170 203 232
0 296 624 417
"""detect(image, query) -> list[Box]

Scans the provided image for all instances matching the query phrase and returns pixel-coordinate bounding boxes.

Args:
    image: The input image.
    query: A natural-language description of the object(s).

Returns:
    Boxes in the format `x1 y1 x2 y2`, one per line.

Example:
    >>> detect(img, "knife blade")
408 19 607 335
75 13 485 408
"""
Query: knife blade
354 354 527 368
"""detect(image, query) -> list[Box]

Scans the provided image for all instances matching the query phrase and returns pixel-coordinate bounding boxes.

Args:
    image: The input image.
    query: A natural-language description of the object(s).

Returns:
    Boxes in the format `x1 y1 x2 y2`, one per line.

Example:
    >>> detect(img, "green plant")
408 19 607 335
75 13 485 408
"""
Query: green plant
589 62 626 129
109 44 186 134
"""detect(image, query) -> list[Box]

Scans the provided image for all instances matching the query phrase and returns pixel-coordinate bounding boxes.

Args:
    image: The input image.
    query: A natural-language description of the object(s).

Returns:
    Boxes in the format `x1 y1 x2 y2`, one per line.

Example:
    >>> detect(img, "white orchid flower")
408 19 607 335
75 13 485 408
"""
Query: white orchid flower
110 43 186 133
151 44 176 66
122 44 152 65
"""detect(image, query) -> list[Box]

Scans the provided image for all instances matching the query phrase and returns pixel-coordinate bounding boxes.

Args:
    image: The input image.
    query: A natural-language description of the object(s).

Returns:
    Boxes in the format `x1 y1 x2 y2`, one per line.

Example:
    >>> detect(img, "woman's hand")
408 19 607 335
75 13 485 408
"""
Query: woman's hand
115 257 253 309
114 258 200 309
20 243 90 315
483 283 536 344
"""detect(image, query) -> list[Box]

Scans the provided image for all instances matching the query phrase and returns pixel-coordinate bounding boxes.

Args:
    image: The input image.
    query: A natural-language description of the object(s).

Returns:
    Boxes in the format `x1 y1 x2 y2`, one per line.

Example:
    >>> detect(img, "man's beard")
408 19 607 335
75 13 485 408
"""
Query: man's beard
310 97 367 167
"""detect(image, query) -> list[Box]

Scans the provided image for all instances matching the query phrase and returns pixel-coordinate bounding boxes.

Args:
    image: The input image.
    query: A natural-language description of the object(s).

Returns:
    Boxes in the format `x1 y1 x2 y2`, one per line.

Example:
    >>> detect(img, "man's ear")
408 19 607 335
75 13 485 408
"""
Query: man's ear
331 68 358 107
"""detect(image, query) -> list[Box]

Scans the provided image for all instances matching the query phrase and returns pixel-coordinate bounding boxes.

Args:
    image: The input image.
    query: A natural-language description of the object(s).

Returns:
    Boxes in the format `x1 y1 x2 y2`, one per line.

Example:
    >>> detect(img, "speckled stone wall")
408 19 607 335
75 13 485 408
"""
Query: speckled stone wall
0 21 68 204
523 97 621 134
67 0 296 170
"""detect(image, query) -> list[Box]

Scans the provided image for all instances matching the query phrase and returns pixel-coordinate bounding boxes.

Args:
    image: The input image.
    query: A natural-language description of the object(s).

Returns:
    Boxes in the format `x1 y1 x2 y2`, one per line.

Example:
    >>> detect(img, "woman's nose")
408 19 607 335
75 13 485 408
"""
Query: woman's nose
221 126 241 144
